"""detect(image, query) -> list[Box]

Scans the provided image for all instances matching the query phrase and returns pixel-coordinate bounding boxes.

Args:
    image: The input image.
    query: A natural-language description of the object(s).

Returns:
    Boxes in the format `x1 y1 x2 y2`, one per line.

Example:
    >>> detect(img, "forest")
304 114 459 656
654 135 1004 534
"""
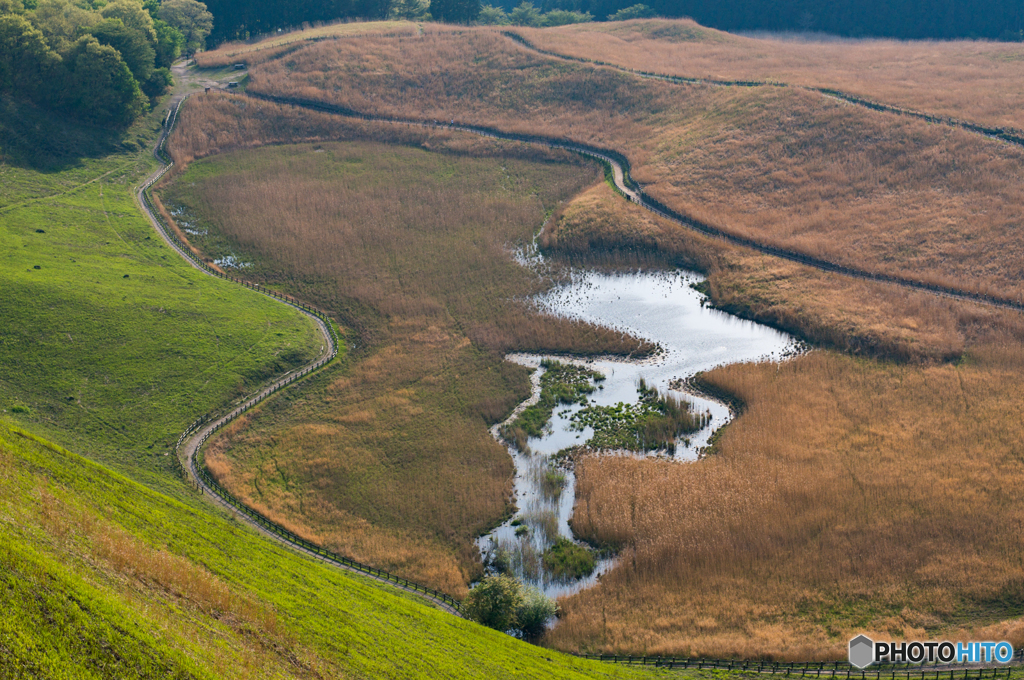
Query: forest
0 0 211 126
200 0 1023 42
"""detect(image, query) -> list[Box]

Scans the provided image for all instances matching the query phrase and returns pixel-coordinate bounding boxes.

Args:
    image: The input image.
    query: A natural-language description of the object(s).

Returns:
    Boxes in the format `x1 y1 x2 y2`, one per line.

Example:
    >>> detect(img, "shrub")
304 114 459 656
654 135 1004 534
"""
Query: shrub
463 574 558 638
542 537 595 580
515 585 558 640
462 574 523 632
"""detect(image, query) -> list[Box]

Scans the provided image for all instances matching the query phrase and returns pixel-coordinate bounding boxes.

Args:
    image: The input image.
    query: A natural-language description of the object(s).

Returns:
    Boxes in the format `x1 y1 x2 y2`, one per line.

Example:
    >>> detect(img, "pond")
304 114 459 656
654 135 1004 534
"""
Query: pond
478 267 800 599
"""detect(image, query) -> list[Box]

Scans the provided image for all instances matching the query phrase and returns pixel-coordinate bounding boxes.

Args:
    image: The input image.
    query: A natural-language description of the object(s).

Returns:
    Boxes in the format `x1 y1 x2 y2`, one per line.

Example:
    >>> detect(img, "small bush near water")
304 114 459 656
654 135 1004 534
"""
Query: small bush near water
462 574 559 640
542 537 596 580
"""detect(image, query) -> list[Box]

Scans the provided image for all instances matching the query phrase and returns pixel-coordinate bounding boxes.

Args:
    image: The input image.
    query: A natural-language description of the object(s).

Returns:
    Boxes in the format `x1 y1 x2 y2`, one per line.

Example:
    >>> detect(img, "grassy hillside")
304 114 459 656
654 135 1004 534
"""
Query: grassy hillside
0 100 322 495
0 420 667 679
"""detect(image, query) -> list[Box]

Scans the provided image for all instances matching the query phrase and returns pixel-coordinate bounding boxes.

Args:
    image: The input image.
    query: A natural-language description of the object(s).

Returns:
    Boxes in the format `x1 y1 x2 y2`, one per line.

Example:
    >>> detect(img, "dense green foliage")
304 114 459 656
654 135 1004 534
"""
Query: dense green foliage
477 1 592 26
483 0 1022 39
0 0 193 126
430 0 480 23
541 537 596 580
461 574 559 638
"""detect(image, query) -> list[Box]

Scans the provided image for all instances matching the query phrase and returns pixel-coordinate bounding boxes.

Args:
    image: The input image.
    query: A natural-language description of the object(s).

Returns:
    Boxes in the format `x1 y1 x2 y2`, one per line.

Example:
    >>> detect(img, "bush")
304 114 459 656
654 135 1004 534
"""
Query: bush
462 574 523 632
463 574 559 639
542 537 595 580
515 585 558 640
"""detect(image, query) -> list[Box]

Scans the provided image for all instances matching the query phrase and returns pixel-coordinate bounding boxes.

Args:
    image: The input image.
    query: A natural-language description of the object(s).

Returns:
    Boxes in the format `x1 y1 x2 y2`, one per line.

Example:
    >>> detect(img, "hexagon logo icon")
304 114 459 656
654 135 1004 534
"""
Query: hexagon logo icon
849 634 875 669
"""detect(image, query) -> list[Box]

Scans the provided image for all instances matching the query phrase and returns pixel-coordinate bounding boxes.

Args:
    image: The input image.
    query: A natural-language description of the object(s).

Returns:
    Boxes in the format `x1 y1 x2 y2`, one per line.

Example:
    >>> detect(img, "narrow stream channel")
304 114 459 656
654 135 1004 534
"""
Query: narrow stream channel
478 267 801 599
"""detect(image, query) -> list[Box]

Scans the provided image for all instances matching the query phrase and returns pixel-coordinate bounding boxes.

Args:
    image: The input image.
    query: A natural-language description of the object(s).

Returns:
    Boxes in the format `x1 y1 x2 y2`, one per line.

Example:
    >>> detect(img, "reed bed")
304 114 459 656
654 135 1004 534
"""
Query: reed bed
240 27 1024 307
159 138 656 594
550 344 1024 659
195 21 419 69
516 19 1024 131
544 180 1024 363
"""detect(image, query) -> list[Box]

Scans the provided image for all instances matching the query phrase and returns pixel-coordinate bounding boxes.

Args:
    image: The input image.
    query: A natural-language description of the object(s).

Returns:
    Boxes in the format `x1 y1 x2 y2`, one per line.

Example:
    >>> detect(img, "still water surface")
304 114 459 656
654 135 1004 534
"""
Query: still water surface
478 268 799 598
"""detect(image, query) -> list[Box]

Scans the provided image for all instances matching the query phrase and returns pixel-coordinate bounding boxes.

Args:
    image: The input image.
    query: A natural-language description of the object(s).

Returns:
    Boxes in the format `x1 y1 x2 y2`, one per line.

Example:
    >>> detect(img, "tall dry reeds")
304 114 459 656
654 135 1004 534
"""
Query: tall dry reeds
549 345 1024 658
546 180 1024 363
515 20 1024 131
238 26 1024 307
161 139 661 594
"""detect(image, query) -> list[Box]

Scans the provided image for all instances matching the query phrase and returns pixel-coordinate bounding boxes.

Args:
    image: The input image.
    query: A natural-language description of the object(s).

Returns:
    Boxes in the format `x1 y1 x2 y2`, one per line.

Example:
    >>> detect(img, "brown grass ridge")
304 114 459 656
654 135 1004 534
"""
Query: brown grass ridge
515 19 1024 132
235 26 1024 307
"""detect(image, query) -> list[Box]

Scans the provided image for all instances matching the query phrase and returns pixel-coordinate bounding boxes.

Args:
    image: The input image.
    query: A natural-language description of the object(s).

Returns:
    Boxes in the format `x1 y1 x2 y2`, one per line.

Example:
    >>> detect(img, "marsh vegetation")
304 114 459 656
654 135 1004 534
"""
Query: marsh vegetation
159 140 655 595
160 19 1024 659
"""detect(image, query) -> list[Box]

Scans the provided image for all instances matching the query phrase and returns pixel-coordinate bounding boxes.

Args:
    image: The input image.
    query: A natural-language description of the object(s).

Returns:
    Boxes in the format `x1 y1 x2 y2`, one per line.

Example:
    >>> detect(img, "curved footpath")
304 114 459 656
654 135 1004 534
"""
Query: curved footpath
240 88 1024 314
137 62 1024 667
135 85 461 616
501 31 1024 149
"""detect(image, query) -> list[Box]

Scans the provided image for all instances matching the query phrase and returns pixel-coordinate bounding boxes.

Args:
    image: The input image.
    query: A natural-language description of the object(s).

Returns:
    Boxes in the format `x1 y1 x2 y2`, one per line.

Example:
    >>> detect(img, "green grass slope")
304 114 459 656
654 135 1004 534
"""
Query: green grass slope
0 102 322 495
0 420 664 679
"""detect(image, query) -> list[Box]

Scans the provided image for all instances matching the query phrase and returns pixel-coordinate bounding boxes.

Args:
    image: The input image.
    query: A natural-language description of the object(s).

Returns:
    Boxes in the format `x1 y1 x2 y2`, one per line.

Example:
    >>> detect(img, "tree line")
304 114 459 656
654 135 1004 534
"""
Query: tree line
0 0 212 126
203 0 1023 43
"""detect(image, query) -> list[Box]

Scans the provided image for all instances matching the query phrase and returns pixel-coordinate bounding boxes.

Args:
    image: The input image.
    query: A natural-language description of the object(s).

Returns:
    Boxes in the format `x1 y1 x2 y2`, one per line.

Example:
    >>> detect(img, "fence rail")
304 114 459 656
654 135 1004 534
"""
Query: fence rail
580 653 1023 676
237 88 1024 315
147 94 460 614
159 83 1024 666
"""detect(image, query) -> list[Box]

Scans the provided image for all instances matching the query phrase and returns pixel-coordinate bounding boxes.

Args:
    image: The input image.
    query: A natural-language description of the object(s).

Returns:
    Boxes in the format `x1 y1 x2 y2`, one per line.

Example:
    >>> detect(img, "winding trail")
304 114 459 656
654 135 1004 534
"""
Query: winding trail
501 31 1024 149
138 49 1024 655
238 88 1024 314
134 67 461 616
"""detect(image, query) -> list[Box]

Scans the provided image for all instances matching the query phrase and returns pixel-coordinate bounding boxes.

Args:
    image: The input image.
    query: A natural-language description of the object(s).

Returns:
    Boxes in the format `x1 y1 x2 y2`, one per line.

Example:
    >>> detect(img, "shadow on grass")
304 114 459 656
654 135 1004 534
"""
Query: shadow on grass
0 97 149 173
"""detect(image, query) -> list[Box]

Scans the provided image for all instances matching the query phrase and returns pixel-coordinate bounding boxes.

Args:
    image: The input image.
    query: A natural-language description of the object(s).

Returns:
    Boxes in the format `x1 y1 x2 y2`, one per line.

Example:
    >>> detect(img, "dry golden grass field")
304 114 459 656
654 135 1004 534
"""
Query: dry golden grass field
515 20 1024 132
554 345 1024 659
241 27 1024 305
193 20 420 68
160 111 655 594
161 21 1024 657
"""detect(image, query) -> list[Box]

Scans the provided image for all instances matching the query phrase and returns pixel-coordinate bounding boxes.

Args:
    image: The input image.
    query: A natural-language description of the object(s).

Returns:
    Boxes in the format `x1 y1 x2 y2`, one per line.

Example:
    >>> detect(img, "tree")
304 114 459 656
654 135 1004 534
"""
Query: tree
428 0 479 23
152 18 183 68
89 16 155 84
66 34 147 125
475 4 508 24
541 9 591 25
100 0 156 43
508 1 541 26
461 575 523 632
462 575 559 637
0 0 24 15
29 0 99 53
607 3 655 20
158 0 211 55
0 13 63 105
388 0 428 20
141 64 171 97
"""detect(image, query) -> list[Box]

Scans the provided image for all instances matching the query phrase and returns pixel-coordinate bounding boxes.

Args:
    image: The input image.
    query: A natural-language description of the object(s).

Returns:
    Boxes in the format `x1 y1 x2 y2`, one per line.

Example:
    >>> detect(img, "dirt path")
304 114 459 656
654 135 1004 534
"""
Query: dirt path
139 60 1024 668
501 31 1024 149
135 64 462 617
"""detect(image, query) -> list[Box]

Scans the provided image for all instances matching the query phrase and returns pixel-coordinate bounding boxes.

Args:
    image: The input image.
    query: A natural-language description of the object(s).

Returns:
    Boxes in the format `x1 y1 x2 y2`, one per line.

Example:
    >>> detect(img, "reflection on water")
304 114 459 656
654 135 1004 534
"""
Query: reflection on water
479 268 800 599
